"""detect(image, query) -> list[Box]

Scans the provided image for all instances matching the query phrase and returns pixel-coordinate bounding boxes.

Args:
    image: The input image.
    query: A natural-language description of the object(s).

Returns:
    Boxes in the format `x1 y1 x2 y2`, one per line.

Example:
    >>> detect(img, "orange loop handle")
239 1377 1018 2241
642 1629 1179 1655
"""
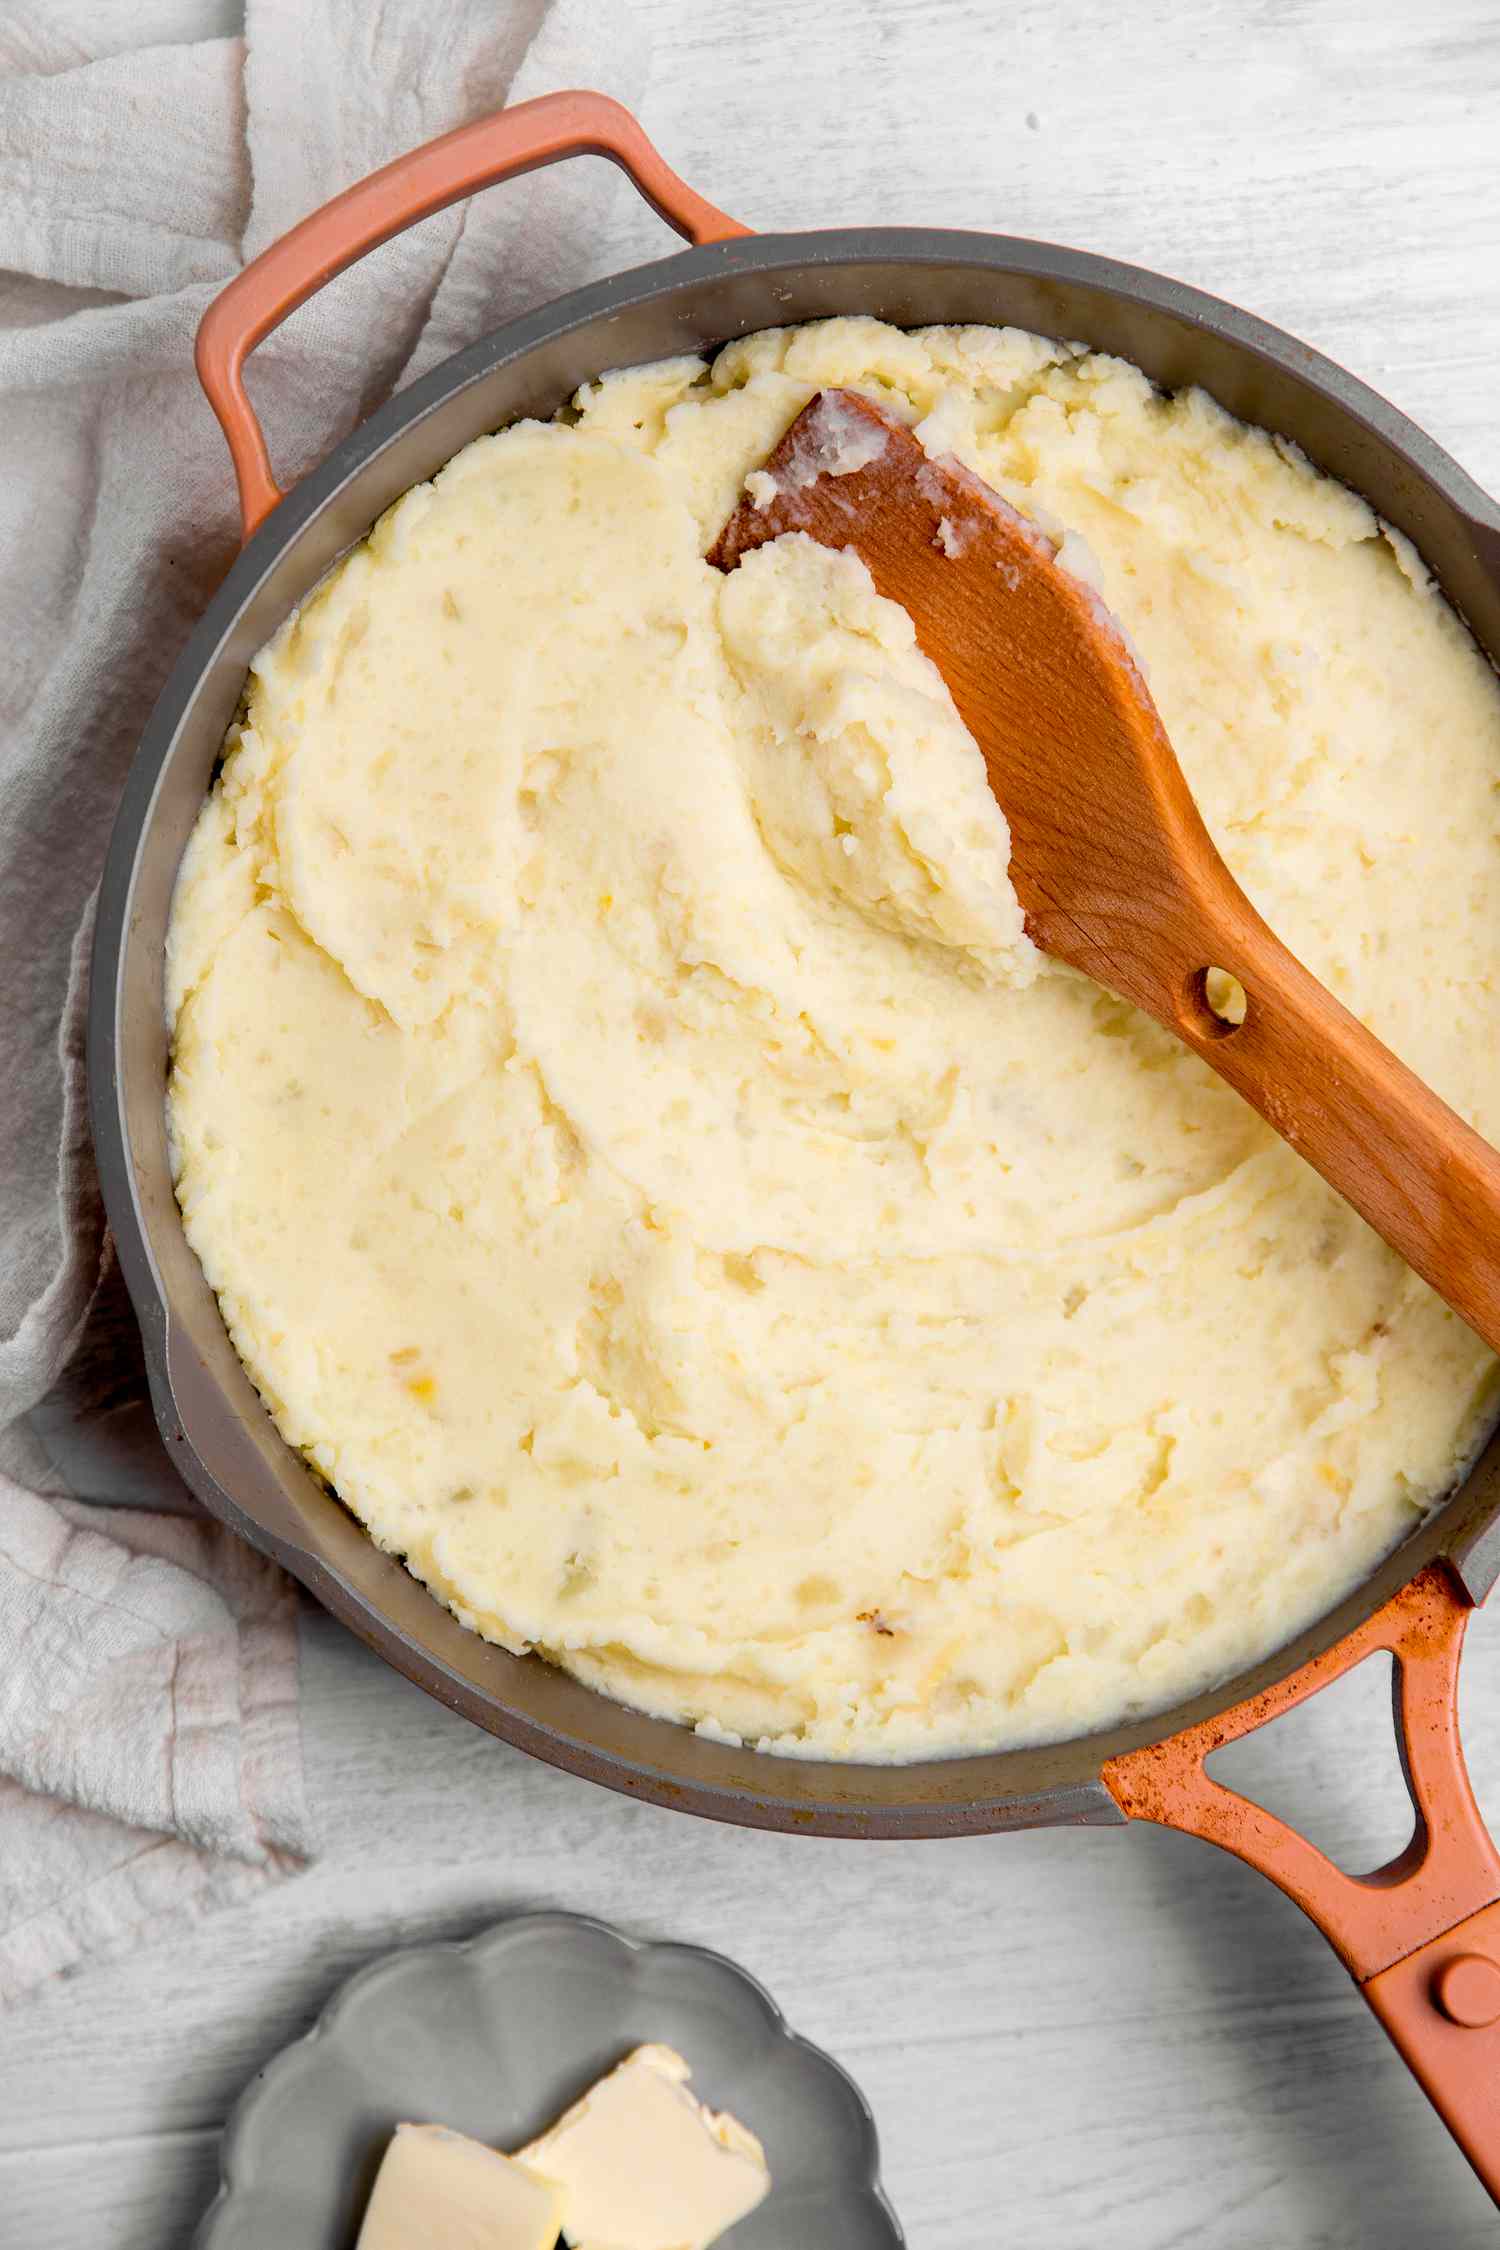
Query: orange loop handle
1105 1561 1500 2201
196 90 750 544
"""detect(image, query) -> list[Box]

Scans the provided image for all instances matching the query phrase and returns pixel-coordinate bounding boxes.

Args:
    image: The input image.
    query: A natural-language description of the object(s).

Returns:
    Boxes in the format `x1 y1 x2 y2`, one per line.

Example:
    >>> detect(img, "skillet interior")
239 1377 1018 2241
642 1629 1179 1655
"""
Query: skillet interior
89 229 1500 1837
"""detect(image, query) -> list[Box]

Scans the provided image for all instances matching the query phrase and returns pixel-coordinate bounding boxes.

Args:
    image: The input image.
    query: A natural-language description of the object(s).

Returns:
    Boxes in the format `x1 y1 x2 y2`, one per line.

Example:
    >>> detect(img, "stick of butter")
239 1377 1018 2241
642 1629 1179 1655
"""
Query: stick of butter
513 2044 769 2249
356 2122 564 2249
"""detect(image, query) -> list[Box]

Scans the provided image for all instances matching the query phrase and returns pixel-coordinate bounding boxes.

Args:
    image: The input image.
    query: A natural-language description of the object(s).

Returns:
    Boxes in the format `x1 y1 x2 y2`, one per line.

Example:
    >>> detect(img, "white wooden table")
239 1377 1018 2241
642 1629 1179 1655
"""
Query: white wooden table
7 1 1500 2243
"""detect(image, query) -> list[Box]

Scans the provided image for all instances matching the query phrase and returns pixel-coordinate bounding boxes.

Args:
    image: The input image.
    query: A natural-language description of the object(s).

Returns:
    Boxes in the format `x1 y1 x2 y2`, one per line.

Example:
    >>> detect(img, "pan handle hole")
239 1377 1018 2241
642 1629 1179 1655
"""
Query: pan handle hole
1205 1651 1416 1878
1182 964 1247 1039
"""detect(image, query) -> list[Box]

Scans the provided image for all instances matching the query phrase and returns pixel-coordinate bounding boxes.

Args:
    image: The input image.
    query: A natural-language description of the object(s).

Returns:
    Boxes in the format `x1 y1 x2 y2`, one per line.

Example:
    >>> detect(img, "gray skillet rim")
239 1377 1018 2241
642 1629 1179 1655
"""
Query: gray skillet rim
88 224 1500 1841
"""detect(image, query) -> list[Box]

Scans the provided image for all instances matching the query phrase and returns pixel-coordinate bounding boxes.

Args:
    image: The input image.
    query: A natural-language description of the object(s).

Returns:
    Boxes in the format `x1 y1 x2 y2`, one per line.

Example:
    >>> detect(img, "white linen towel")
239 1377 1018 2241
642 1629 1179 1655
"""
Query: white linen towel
0 0 654 2007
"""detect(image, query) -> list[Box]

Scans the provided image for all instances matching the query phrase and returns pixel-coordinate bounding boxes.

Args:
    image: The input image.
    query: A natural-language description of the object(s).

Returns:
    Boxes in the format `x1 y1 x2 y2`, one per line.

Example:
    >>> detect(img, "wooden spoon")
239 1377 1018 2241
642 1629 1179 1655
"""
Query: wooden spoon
710 388 1500 1354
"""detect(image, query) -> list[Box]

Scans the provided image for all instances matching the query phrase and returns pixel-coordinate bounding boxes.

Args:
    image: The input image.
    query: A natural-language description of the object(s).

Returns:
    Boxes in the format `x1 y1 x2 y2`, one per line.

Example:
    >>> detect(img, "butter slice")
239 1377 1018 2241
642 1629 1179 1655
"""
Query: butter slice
356 2122 563 2250
513 2044 769 2248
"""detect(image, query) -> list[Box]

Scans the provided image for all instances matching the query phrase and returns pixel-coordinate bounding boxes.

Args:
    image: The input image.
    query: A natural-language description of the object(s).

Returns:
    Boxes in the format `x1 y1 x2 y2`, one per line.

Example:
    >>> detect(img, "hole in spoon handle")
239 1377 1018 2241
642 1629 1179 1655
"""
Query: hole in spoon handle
1179 964 1248 1040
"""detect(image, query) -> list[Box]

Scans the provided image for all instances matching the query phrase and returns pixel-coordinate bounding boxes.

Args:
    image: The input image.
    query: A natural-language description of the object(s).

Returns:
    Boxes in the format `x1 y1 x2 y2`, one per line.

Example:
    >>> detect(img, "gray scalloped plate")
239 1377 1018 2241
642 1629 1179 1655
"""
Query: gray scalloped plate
194 1912 904 2248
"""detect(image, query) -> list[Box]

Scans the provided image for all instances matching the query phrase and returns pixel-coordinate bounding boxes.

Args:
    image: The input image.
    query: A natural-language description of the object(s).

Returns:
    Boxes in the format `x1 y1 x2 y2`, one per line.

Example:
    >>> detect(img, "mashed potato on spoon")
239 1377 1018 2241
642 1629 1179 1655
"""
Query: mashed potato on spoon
166 317 1500 1760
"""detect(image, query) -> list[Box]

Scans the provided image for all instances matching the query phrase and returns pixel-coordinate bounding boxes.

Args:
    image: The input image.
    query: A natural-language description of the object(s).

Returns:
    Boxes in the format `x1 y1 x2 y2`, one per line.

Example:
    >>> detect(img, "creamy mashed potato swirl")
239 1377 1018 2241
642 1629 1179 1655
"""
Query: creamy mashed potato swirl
166 318 1500 1760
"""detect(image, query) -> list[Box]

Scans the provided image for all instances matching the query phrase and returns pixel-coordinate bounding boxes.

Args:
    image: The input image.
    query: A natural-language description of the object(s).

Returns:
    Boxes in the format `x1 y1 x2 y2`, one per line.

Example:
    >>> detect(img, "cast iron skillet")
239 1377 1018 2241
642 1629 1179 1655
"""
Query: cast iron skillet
87 91 1500 2190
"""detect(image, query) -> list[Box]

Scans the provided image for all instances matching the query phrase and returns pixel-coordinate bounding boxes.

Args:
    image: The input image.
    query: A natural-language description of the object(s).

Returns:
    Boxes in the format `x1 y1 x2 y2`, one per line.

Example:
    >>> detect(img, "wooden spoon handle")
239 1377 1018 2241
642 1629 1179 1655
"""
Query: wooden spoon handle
1177 890 1500 1357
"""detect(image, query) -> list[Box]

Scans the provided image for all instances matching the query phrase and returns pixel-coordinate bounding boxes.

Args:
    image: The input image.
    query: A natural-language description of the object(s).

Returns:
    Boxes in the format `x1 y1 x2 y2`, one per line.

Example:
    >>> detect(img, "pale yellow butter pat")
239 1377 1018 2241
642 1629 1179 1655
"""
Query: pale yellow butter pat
514 2044 769 2248
356 2122 563 2249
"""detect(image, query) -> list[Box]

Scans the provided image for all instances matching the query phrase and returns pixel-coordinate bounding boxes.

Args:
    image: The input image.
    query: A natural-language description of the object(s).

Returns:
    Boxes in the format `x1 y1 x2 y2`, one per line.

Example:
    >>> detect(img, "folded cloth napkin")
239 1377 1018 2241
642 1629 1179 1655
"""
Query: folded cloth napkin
0 0 653 2007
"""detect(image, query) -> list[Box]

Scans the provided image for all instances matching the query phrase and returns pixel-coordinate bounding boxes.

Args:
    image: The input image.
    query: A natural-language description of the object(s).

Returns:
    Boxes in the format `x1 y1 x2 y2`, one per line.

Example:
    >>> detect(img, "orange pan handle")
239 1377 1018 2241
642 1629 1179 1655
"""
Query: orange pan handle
196 90 750 545
1104 1561 1500 2200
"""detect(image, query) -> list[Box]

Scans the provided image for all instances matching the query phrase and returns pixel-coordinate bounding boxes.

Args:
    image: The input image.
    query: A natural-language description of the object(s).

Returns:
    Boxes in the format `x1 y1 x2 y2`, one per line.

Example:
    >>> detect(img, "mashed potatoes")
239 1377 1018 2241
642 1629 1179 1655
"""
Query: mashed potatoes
166 317 1500 1760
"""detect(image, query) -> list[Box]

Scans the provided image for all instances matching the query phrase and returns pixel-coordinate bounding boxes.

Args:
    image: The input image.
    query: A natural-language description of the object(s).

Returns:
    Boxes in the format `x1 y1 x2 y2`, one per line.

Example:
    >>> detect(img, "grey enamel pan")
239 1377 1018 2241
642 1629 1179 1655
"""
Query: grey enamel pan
86 90 1500 2188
